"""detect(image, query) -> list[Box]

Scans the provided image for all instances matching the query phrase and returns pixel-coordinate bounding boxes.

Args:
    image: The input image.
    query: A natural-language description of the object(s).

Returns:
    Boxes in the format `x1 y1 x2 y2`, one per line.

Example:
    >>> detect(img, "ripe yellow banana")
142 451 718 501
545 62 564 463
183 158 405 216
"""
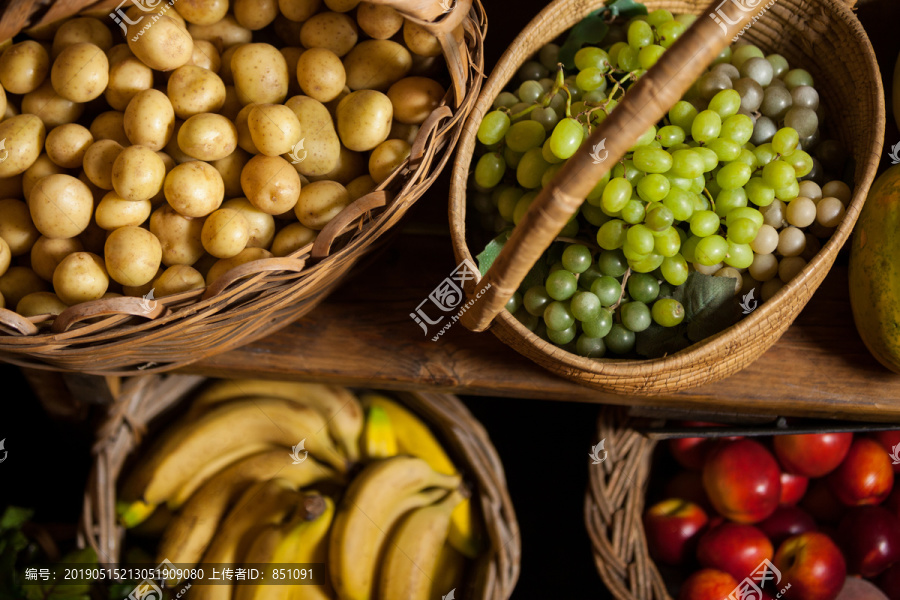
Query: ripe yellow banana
191 379 363 461
361 393 482 559
129 504 174 538
429 544 466 600
157 449 336 568
328 456 461 600
287 496 335 600
362 406 398 459
121 398 349 507
379 490 465 600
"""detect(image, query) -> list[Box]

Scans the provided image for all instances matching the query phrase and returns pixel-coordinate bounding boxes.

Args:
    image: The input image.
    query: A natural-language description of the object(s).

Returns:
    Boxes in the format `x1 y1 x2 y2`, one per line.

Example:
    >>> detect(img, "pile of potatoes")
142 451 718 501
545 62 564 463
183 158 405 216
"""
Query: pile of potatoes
0 0 450 320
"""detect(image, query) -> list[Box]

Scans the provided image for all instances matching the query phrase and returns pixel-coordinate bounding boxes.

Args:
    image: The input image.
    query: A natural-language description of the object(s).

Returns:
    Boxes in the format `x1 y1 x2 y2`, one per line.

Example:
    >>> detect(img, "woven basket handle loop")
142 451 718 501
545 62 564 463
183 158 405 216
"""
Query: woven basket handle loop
311 190 391 259
50 295 168 334
201 256 307 300
411 104 454 163
0 308 40 335
460 0 781 333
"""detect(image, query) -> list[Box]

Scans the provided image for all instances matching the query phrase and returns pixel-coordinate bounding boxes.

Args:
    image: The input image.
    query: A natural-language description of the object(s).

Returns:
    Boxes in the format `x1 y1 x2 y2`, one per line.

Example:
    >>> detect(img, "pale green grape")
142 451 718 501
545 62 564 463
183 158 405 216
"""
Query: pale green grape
661 254 689 285
708 89 742 118
745 177 776 207
504 146 523 169
694 234 728 265
637 173 670 202
628 20 654 50
513 190 537 224
647 9 674 26
516 147 550 189
541 164 563 188
645 204 674 231
617 46 640 71
724 241 754 268
497 187 524 221
762 160 796 189
633 146 674 174
694 146 720 172
657 20 687 48
716 161 753 190
621 199 646 225
639 45 666 69
549 118 584 160
576 68 607 92
601 178 633 213
726 218 759 244
725 206 764 228
575 47 612 72
477 111 511 145
653 226 681 257
630 252 665 273
785 150 813 178
668 101 698 131
597 219 628 250
714 188 748 217
775 179 800 201
690 210 720 237
772 127 800 156
475 152 506 189
658 125 686 147
754 143 778 167
691 110 722 143
652 298 685 326
706 138 742 162
670 149 705 178
506 120 546 153
626 224 655 255
517 80 543 103
663 187 695 221
720 114 754 145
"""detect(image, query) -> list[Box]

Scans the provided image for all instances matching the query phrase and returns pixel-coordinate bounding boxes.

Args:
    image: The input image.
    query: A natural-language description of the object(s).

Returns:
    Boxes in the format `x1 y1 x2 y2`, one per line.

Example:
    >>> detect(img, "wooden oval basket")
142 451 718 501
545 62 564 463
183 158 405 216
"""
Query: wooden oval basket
449 0 884 394
0 0 486 375
79 374 521 600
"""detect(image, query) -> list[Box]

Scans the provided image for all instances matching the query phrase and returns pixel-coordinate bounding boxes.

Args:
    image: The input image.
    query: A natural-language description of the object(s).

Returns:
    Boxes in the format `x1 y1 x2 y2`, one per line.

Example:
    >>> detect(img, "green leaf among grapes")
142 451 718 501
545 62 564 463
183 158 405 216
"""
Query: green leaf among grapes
475 230 511 276
558 0 649 69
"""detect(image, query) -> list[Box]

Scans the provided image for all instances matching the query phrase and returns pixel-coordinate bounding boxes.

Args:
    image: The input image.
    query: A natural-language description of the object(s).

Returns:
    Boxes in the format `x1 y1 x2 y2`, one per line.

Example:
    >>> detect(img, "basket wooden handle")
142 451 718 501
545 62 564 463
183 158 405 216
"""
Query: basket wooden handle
460 0 781 333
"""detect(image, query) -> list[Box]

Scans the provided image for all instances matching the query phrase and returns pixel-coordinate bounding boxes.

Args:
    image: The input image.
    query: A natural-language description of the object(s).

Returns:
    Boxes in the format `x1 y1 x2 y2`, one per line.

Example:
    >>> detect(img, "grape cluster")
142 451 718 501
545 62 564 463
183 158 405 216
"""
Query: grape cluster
469 10 851 358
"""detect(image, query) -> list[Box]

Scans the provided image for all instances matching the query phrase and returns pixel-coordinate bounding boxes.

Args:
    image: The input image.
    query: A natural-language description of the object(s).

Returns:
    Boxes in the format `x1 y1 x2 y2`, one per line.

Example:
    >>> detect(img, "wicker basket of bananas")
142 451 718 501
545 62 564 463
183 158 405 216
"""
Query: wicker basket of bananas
81 375 520 600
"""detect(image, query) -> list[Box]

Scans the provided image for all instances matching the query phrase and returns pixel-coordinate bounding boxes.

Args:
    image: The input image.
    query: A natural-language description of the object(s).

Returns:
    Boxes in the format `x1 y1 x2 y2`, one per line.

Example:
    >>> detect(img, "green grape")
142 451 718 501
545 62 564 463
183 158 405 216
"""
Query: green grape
724 241 753 268
571 290 602 322
772 127 800 156
657 19 687 48
582 88 608 105
576 334 606 358
652 298 685 327
669 101 698 131
531 106 559 132
541 163 563 188
653 226 681 257
625 224 655 255
731 44 764 70
523 285 551 316
517 80 544 104
622 245 648 263
711 43 731 64
578 263 604 289
539 44 560 71
735 148 758 169
607 42 629 66
546 269 577 301
647 8 674 25
518 60 549 81
477 111 511 145
694 146 719 172
601 178 633 213
582 308 613 338
714 188 748 217
497 187 524 221
506 120 546 153
670 149 705 178
690 210 720 237
783 68 814 90
549 118 584 160
745 177 776 207
575 68 608 92
514 307 539 331
725 206 764 228
668 176 693 191
630 252 665 273
775 180 800 202
720 114 754 145
691 110 723 143
627 273 659 303
708 89 742 118
643 204 672 232
517 147 550 189
582 203 610 227
597 219 628 250
636 173 670 202
657 125 686 148
619 160 644 186
716 161 752 190
767 54 790 78
586 171 612 205
694 234 728 265
621 301 651 332
690 175 706 195
694 193 709 212
505 291 522 314
627 20 654 49
549 261 565 274
706 138 742 162
660 254 689 285
639 45 666 69
543 300 575 331
574 47 612 72
597 249 629 277
547 324 577 345
513 190 537 224
560 216 579 238
562 244 592 273
631 125 659 149
504 146 523 169
621 199 646 225
604 323 636 354
493 91 519 109
633 146 674 174
753 143 778 167
762 160 796 189
474 152 505 189
726 218 759 244
617 46 640 71
591 276 622 307
663 187 695 221
785 150 813 178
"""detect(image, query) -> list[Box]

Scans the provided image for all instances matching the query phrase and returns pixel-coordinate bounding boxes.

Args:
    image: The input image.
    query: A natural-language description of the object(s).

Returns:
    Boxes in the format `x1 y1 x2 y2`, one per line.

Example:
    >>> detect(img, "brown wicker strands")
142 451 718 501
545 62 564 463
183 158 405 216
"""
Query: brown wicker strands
0 0 487 375
448 0 884 394
80 376 520 600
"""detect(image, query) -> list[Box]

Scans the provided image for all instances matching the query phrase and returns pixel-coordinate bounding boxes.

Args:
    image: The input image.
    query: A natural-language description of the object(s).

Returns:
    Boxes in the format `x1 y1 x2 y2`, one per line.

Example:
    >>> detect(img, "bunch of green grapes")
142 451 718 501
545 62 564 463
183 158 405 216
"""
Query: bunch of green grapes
469 9 850 358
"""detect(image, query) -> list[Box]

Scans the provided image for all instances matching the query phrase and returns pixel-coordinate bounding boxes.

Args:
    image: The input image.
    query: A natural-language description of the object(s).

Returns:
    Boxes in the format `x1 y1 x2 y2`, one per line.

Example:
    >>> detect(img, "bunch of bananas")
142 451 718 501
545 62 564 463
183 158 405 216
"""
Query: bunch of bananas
117 380 481 600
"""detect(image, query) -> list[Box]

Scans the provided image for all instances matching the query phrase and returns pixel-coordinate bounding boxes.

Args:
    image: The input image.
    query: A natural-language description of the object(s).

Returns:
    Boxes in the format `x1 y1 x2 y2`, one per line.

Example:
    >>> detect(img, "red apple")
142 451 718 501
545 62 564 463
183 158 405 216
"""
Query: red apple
703 439 782 523
643 498 708 566
780 471 809 506
670 436 715 471
801 479 845 524
696 522 773 582
877 563 900 600
828 438 894 506
665 470 713 511
773 432 853 478
837 506 900 577
873 431 900 473
678 568 739 600
759 505 817 548
774 532 846 600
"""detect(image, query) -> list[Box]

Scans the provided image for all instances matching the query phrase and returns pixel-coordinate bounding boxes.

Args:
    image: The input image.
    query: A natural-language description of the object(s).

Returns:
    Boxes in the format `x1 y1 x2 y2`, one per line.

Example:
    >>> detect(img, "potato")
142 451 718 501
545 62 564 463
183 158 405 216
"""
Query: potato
105 57 154 111
124 89 175 151
167 65 226 119
95 191 152 230
128 15 193 71
295 180 350 229
403 20 443 58
324 86 351 119
17 292 68 317
165 161 224 217
369 139 411 183
0 114 45 177
301 12 358 56
51 17 113 56
155 264 205 296
104 226 162 287
280 48 305 97
124 4 186 30
234 104 260 154
178 113 238 161
279 0 321 22
248 104 302 156
232 44 289 105
235 0 279 30
90 111 130 146
223 198 276 248
83 139 124 190
297 48 346 103
343 40 411 91
241 155 302 215
50 42 108 103
336 90 393 151
213 148 252 198
389 120 420 145
284 95 341 176
324 0 360 11
149 151 177 206
164 121 195 164
0 266 49 308
122 266 162 297
219 45 244 85
190 40 221 72
29 174 94 239
150 204 205 266
53 252 107 305
387 77 445 125
307 144 366 184
111 145 166 202
23 154 65 201
30 236 83 281
0 41 50 95
346 174 376 201
201 208 250 258
189 16 253 48
356 4 403 41
206 247 272 286
106 44 135 67
220 86 243 121
0 237 10 277
45 123 93 168
175 0 229 26
22 81 84 127
0 199 39 256
271 222 316 256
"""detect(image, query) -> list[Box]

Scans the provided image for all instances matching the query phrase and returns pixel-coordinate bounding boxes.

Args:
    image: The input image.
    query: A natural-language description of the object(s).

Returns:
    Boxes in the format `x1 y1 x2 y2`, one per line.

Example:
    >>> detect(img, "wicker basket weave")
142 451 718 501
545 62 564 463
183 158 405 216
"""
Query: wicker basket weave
448 0 883 394
0 0 486 376
79 375 520 600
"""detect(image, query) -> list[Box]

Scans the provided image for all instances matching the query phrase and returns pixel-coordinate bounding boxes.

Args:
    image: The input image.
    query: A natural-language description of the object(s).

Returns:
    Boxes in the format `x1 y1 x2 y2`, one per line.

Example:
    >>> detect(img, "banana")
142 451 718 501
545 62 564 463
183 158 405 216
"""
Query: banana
379 490 465 600
362 406 398 459
156 449 336 568
190 379 364 461
361 393 482 559
429 544 466 600
121 398 349 508
129 504 174 538
328 456 461 600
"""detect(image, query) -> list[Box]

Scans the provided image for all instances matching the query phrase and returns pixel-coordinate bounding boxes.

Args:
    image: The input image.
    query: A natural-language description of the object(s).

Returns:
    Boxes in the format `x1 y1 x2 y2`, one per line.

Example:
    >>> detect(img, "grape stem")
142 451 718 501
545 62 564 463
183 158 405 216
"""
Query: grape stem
609 267 632 311
702 187 716 211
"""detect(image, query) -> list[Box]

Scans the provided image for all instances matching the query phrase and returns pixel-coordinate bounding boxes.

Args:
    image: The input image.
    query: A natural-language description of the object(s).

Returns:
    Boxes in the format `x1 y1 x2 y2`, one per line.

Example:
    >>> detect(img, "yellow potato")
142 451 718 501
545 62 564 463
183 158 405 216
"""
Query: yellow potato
324 0 360 11
201 208 250 258
189 16 253 48
279 0 321 22
271 222 316 256
165 161 224 217
301 12 358 56
248 104 302 156
0 114 45 177
0 41 49 95
22 81 84 127
280 48 305 97
178 113 238 161
50 42 108 103
154 264 206 296
387 77 445 124
105 57 154 111
206 247 272 286
241 155 302 215
104 226 162 287
150 204 205 266
0 266 49 308
307 144 366 184
368 139 411 183
324 86 351 119
295 180 350 229
83 139 124 190
112 145 166 202
29 174 94 239
0 199 39 256
17 292 68 317
23 154 65 201
0 83 7 121
403 20 443 58
213 148 252 198
124 4 186 30
389 120 420 145
284 95 341 176
30 236 84 281
45 123 93 169
356 3 403 41
343 40 411 91
232 43 289 105
128 15 193 71
297 48 346 103
175 0 229 26
0 236 10 277
106 44 135 67
167 65 226 119
336 89 393 152
220 86 243 122
164 121 195 164
346 174 376 201
95 191 153 230
122 267 163 297
52 252 107 305
223 198 276 248
90 111 130 146
124 89 175 151
218 44 244 85
234 103 260 154
190 40 221 72
51 17 113 57
234 0 279 30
